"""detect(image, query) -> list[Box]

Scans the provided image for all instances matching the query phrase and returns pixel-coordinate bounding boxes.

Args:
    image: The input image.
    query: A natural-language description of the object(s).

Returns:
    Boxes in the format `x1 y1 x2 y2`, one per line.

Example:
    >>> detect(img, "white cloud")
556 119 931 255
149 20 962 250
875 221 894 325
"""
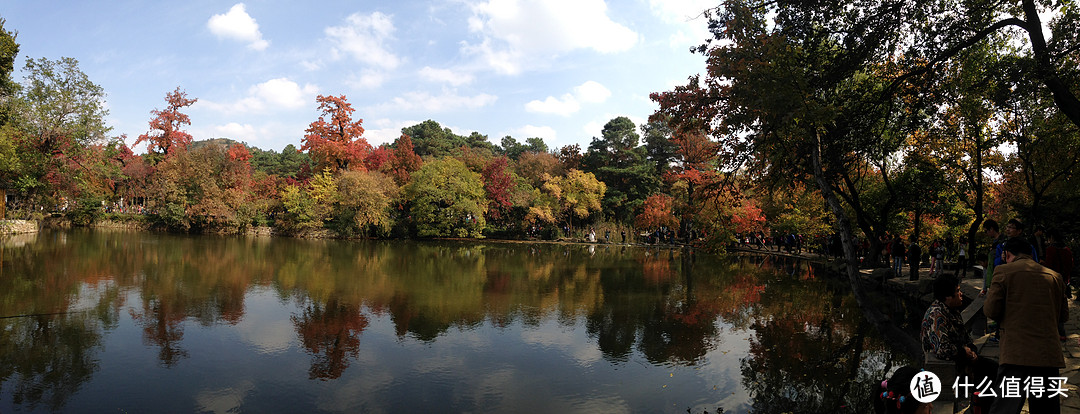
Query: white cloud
251 78 318 109
513 125 556 141
326 12 401 69
346 71 387 90
525 81 610 116
419 67 474 86
382 90 497 112
574 81 611 104
649 0 715 23
583 120 604 138
464 0 639 74
364 118 417 146
197 78 318 114
525 94 579 116
210 122 258 141
207 3 269 51
460 38 523 75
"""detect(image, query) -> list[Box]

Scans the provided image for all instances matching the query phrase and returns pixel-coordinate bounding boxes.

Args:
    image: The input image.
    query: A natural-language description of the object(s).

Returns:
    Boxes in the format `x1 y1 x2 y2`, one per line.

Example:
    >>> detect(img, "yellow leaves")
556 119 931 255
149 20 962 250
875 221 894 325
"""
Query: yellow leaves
308 169 336 204
525 206 556 225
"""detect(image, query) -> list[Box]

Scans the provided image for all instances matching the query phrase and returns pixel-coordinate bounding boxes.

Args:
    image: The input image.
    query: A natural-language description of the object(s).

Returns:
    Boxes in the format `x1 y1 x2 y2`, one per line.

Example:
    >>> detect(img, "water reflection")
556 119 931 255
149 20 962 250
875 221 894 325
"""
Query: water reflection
0 230 905 413
293 298 368 380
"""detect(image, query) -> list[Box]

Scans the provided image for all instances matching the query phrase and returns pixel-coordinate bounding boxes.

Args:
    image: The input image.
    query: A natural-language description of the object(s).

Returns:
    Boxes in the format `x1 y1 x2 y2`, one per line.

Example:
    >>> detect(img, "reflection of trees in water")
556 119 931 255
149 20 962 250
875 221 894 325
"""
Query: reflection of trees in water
741 319 876 413
1 231 906 410
125 233 255 367
130 299 190 367
291 298 369 380
587 251 725 364
0 230 127 411
736 260 901 413
0 313 103 411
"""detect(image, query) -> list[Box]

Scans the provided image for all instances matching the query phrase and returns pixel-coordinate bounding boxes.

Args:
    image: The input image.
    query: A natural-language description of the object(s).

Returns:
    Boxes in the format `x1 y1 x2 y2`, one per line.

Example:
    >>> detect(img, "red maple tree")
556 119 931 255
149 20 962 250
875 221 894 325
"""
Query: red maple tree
388 134 422 185
635 193 679 229
482 156 514 219
135 87 197 158
301 95 371 172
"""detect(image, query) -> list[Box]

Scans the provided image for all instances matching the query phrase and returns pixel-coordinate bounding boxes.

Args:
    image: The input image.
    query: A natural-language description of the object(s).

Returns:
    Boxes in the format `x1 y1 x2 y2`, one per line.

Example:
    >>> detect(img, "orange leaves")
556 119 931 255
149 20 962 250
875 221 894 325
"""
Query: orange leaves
635 193 679 229
135 87 197 158
481 156 514 219
226 143 251 163
388 134 422 185
301 94 372 172
730 197 766 234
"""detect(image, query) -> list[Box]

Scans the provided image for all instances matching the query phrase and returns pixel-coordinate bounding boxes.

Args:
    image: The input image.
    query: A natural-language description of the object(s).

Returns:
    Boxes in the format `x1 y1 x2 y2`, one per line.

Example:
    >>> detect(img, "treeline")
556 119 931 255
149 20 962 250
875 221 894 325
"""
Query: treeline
6 4 1079 254
0 19 766 243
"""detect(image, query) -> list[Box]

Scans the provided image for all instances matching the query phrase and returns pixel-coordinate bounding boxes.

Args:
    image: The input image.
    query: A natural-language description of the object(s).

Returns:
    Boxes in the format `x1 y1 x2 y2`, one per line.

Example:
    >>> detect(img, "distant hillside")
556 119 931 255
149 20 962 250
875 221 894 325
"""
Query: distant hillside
192 138 243 150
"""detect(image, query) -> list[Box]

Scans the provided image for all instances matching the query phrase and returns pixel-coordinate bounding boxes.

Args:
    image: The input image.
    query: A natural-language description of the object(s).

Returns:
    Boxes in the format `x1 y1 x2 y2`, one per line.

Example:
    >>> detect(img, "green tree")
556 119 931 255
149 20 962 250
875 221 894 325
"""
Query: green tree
642 118 678 178
279 169 336 232
895 152 951 242
403 158 487 237
11 57 111 208
250 144 312 179
0 18 20 127
401 120 467 159
332 170 399 237
996 67 1080 227
500 135 527 160
651 0 927 354
582 116 660 222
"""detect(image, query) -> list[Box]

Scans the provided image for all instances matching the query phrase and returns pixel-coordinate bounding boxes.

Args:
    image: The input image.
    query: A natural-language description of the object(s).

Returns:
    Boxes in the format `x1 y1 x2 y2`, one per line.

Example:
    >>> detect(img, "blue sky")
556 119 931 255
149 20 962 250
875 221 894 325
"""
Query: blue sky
2 0 711 153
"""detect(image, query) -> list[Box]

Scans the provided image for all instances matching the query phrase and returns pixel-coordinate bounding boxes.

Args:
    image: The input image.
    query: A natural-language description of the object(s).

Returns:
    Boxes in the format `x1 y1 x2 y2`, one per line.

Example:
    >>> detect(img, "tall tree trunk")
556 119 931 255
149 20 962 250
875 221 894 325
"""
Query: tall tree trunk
967 130 986 271
810 131 922 359
912 206 923 243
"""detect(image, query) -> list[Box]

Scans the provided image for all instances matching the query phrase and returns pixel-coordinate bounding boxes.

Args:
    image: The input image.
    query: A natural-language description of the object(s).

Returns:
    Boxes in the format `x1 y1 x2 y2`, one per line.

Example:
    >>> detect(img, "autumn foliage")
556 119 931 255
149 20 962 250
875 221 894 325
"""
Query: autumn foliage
387 134 422 185
135 87 197 158
302 95 371 172
635 193 679 229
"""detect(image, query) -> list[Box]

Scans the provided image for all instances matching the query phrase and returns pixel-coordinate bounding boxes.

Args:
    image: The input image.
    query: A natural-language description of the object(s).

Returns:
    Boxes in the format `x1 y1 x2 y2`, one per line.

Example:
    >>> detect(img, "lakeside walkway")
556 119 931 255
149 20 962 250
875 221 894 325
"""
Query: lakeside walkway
731 246 1080 413
874 268 1080 414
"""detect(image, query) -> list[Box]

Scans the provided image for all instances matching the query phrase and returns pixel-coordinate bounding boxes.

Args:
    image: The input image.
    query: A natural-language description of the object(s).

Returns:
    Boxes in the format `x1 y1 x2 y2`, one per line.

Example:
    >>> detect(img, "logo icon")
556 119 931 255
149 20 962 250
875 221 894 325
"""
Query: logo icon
910 371 941 403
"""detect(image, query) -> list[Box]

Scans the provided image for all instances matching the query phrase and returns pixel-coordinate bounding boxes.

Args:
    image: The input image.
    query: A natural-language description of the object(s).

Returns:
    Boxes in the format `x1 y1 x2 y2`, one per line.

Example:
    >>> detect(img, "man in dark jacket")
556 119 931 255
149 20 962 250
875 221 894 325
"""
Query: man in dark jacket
908 236 922 281
891 235 906 278
984 238 1068 413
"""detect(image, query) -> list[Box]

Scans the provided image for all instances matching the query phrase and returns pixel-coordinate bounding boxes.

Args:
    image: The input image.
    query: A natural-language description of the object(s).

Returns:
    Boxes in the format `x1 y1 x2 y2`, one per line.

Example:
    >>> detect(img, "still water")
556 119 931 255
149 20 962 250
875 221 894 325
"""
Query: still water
0 230 907 413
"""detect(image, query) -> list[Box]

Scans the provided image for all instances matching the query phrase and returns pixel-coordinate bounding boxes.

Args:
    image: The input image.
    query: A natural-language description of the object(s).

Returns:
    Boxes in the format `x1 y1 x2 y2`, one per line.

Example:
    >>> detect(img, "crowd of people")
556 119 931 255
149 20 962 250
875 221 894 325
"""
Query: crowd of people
910 218 1073 414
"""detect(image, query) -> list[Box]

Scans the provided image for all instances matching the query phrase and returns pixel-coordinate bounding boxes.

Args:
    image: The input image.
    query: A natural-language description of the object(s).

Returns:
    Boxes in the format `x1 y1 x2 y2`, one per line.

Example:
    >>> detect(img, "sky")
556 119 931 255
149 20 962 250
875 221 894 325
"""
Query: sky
1 0 712 153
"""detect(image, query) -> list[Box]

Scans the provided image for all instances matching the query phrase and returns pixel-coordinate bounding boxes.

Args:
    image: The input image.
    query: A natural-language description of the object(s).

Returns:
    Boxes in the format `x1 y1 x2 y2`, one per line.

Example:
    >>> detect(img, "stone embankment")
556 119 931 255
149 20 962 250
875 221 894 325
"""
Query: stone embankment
0 220 38 235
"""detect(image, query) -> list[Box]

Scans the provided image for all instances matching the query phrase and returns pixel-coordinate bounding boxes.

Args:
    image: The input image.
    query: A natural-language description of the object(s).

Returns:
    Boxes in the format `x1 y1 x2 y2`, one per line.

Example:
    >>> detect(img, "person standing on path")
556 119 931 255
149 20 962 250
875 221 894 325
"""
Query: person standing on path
908 237 922 281
980 220 1006 297
956 236 969 279
984 238 1068 414
891 235 906 278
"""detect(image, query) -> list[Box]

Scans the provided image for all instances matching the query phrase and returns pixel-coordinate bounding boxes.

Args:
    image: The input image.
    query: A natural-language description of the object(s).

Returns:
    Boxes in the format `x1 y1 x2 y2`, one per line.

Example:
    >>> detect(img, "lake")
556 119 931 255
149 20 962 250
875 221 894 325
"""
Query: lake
0 229 908 413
